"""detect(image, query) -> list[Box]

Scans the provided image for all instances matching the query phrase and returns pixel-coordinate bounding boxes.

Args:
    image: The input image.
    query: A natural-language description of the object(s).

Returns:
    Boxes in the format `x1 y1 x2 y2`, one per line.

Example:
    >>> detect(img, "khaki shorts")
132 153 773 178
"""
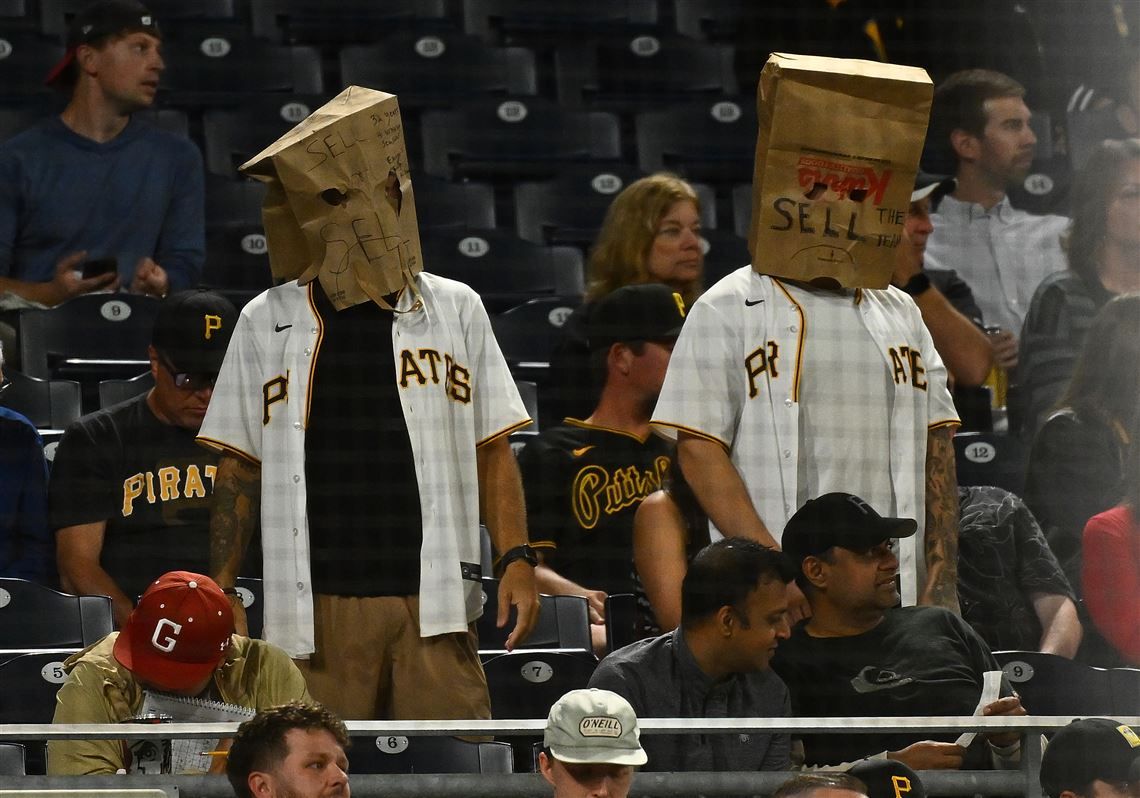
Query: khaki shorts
295 593 490 721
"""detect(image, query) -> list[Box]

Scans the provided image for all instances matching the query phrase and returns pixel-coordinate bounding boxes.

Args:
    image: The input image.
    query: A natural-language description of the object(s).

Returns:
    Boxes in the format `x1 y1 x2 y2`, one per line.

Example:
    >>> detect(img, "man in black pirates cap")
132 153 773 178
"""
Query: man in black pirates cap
50 290 238 626
0 0 204 313
1040 718 1140 798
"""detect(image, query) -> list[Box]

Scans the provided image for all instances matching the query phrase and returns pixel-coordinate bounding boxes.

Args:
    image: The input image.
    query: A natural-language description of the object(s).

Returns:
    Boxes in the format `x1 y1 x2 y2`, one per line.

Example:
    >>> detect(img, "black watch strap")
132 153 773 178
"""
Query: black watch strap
900 272 932 297
498 544 538 571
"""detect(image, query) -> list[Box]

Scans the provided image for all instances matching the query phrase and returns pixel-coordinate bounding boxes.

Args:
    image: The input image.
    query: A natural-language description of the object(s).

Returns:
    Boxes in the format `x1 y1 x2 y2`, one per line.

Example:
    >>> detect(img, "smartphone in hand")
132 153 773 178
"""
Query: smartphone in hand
80 257 118 280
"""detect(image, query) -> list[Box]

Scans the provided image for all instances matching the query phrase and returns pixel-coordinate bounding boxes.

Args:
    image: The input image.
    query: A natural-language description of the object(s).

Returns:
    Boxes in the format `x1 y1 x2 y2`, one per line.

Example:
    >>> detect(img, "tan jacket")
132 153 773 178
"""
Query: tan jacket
48 633 311 775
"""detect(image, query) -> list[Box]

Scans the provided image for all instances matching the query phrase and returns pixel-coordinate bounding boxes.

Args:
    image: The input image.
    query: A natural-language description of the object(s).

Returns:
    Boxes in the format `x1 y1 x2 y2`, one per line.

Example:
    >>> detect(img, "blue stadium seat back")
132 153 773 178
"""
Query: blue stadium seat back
97 371 154 411
159 39 322 106
0 578 112 649
339 33 537 111
251 0 451 45
0 742 26 776
202 95 330 177
464 0 659 43
491 296 582 380
478 579 592 656
419 228 584 313
513 164 645 247
555 32 735 111
994 650 1115 716
0 31 65 100
0 651 72 774
0 369 82 430
235 576 264 640
411 173 496 231
699 228 751 287
482 650 598 719
206 176 269 228
953 431 1031 497
203 224 274 292
17 294 161 382
635 97 757 184
604 593 638 655
421 97 622 181
347 735 513 774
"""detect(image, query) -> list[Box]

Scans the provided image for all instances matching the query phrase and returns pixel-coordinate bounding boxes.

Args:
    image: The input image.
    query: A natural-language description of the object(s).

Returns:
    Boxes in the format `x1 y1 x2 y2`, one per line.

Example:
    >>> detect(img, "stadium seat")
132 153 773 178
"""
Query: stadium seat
203 225 274 292
97 372 153 410
0 370 81 430
953 431 1031 497
250 0 451 45
234 576 264 640
339 33 537 111
491 296 582 382
482 649 598 719
993 650 1115 716
421 97 621 181
202 96 329 177
0 0 26 18
347 735 513 774
38 0 239 36
463 0 659 44
477 578 591 656
0 31 64 101
132 108 190 138
206 177 268 228
699 228 751 287
0 743 25 776
555 33 735 111
410 173 496 231
17 294 160 412
419 229 584 313
0 97 63 144
0 651 72 774
731 182 752 239
635 97 757 184
0 578 112 650
515 379 538 431
159 39 322 107
604 593 639 655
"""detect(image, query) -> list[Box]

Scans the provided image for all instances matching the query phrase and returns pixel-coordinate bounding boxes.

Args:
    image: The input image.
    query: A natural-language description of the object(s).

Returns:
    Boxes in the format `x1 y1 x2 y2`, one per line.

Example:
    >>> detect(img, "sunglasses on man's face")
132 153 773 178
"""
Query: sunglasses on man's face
158 355 218 391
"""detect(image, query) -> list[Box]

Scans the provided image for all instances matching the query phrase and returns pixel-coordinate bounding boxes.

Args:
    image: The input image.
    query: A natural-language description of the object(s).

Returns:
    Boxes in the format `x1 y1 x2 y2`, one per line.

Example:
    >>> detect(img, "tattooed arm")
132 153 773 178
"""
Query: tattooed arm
210 453 262 635
920 425 960 613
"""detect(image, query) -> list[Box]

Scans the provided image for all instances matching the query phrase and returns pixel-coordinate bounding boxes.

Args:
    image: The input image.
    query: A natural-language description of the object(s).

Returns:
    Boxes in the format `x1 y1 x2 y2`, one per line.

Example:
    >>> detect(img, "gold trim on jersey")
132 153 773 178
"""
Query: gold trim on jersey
771 279 806 402
477 418 533 447
649 421 729 451
928 419 962 431
304 282 327 428
195 436 261 466
562 417 653 444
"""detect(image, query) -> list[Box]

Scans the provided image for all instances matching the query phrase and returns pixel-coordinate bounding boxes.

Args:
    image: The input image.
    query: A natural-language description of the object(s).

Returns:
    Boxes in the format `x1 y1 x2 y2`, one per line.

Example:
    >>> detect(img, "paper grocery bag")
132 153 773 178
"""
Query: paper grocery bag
240 86 422 308
748 53 933 288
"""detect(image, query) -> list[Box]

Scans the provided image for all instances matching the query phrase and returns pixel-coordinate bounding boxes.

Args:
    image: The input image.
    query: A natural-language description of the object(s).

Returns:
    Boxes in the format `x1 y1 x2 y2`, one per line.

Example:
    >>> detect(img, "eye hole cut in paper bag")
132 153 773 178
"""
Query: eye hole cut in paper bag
240 85 422 310
748 54 933 289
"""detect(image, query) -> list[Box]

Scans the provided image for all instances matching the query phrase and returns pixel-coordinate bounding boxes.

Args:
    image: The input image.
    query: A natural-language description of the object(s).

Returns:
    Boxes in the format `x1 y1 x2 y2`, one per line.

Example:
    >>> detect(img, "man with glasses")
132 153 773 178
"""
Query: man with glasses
49 289 237 625
772 492 1026 772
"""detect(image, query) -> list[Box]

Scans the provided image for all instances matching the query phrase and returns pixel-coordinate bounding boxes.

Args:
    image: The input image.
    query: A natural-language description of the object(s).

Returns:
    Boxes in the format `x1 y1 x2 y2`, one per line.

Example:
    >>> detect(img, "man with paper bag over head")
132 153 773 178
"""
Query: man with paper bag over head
197 86 539 721
652 55 961 619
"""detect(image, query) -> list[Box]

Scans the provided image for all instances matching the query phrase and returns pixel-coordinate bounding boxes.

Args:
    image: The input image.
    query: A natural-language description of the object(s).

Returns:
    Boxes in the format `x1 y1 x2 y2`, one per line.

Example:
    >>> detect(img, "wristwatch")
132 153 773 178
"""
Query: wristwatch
498 544 538 572
900 272 932 297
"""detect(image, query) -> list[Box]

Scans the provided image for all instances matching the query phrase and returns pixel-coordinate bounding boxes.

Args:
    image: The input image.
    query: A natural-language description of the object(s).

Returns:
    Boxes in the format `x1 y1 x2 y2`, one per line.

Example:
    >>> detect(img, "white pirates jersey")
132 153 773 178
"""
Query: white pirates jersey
652 267 959 605
199 273 530 656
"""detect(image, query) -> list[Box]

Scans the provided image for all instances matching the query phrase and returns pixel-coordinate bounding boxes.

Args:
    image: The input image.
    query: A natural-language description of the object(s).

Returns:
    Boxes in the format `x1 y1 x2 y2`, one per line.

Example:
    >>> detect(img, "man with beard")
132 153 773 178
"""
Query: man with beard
227 702 350 798
518 284 684 646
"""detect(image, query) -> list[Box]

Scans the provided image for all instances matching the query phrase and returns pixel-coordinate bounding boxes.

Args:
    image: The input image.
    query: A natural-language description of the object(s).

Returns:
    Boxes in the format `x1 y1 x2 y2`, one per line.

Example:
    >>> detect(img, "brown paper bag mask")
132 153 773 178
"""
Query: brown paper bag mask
748 54 933 289
240 86 422 310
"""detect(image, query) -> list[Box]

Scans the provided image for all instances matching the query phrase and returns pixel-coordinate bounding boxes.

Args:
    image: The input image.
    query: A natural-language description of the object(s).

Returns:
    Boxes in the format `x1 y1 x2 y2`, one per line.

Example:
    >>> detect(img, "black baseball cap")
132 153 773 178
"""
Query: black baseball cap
849 759 926 798
588 283 687 351
782 493 917 569
1040 718 1140 797
151 290 237 375
910 171 956 204
44 0 161 86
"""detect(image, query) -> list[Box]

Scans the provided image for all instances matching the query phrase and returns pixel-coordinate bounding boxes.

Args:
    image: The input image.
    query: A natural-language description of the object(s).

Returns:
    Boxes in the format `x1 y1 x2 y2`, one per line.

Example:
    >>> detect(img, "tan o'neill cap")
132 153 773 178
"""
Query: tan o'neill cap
544 688 648 766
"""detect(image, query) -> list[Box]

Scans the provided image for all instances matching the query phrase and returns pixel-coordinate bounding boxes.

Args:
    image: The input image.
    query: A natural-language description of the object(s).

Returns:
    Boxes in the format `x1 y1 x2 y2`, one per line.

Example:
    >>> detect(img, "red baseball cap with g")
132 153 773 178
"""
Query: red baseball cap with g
114 571 234 693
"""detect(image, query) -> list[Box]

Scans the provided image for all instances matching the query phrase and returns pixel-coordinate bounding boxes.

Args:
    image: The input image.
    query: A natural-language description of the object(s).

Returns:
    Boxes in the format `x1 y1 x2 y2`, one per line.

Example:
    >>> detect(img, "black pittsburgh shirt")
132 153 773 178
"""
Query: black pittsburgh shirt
305 287 422 596
517 419 672 598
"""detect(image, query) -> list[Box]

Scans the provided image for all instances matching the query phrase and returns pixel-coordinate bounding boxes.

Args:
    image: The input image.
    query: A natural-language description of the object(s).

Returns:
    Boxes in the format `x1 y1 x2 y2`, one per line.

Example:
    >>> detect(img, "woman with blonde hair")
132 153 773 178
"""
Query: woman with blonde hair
543 174 703 426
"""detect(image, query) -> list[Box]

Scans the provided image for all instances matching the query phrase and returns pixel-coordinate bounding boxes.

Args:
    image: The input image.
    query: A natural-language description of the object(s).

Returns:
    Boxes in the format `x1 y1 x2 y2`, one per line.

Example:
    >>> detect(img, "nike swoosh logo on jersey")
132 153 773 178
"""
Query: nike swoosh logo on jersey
572 446 595 457
744 299 764 306
274 323 292 332
849 666 915 694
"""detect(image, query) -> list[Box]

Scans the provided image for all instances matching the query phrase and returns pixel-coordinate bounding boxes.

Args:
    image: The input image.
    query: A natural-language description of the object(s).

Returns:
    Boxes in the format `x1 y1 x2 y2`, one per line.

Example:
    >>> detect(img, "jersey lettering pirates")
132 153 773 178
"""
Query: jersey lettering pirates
518 419 672 597
652 267 959 605
48 394 220 600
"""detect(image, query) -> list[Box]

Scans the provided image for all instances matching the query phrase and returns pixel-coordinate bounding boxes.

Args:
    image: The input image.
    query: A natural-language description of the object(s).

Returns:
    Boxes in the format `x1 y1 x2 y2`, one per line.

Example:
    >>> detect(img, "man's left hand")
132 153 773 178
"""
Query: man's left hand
498 559 539 651
982 694 1027 748
130 257 169 298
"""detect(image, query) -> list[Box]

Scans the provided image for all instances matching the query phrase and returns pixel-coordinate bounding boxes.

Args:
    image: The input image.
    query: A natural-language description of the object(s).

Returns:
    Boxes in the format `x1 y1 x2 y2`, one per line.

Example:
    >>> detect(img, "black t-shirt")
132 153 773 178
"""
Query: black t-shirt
517 419 672 598
771 606 1004 767
48 394 220 599
305 288 422 596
